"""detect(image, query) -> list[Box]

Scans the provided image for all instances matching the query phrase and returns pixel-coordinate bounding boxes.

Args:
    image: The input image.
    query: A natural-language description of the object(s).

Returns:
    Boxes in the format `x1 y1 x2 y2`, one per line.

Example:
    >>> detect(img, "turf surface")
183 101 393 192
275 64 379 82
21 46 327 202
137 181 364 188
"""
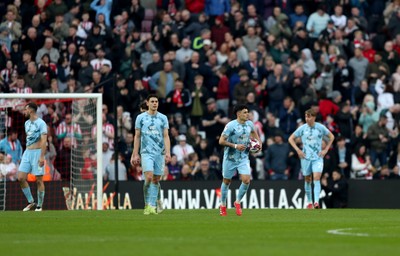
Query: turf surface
1 209 399 256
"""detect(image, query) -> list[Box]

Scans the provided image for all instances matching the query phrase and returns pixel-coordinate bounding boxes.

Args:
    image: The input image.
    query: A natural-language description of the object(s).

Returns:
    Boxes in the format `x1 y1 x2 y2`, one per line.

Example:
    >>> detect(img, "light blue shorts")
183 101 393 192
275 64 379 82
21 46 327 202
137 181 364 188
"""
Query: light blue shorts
141 153 164 176
300 158 324 176
222 159 251 179
19 149 44 176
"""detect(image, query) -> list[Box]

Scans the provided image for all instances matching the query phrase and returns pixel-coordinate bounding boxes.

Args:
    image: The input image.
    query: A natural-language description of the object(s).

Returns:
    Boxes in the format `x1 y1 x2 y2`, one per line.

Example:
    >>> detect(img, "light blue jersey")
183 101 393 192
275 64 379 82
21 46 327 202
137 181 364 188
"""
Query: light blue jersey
135 111 169 155
293 122 330 161
221 120 255 179
222 120 255 162
25 118 47 147
19 118 47 175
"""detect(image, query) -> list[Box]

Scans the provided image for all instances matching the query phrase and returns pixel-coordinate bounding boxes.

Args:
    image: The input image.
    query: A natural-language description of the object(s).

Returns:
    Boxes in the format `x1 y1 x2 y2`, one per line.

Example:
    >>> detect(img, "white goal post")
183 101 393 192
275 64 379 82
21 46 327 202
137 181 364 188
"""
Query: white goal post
0 93 103 210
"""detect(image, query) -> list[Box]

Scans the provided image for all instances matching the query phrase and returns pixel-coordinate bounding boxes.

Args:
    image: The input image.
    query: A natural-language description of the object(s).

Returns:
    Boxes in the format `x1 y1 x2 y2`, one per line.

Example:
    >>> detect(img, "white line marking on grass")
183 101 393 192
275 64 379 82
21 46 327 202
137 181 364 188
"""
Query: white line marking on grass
327 228 369 237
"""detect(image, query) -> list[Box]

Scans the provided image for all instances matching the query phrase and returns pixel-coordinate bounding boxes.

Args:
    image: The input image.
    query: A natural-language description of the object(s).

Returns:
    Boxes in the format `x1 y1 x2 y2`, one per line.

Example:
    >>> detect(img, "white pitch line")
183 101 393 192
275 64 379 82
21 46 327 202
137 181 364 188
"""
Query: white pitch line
327 228 370 237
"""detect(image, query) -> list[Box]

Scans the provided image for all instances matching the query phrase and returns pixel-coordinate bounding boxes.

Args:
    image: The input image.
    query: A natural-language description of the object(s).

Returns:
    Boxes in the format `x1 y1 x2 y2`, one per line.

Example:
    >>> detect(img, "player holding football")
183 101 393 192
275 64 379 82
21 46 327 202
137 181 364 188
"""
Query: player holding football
131 95 171 215
218 104 262 216
288 109 335 209
18 102 47 211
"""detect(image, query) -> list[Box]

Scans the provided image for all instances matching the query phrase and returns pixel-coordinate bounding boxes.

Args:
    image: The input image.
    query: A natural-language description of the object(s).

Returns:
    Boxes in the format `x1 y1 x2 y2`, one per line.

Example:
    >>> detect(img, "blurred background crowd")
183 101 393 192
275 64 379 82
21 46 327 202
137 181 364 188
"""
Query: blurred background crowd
0 0 400 187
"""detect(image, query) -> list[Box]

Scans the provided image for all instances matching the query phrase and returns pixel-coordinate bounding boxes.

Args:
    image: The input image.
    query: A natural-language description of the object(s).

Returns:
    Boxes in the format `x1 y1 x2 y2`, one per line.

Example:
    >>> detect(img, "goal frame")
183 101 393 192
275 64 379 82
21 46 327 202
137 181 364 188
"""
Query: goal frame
1 93 103 210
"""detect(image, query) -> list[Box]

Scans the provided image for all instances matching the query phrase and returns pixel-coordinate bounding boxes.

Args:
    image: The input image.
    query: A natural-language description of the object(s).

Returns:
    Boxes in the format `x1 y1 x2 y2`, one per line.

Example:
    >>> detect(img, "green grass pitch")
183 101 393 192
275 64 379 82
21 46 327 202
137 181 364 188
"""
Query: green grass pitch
1 209 399 256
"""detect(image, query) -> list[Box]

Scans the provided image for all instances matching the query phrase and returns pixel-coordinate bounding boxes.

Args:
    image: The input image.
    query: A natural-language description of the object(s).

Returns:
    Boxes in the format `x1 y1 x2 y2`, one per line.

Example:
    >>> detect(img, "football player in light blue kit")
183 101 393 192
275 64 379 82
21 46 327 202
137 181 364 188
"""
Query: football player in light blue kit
131 95 171 215
18 102 48 211
218 105 262 216
288 108 335 209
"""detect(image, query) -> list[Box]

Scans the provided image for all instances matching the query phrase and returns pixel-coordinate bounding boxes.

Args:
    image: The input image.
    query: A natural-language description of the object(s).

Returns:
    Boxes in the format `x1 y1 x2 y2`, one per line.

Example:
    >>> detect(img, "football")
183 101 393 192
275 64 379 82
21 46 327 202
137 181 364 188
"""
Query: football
249 138 261 153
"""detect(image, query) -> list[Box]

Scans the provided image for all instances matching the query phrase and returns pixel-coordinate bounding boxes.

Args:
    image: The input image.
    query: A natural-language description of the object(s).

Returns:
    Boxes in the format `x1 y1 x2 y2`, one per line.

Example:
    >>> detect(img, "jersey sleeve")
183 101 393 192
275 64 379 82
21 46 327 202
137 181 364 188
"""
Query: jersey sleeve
39 120 48 135
293 125 304 138
135 114 142 130
318 123 330 136
221 122 232 137
162 114 169 130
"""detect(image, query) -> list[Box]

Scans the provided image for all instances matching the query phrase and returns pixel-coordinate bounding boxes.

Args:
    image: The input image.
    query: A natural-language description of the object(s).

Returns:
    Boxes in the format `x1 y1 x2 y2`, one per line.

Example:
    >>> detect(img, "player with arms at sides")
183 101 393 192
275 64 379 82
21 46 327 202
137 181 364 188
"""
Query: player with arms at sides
218 104 262 216
288 108 335 209
131 95 171 215
18 102 47 211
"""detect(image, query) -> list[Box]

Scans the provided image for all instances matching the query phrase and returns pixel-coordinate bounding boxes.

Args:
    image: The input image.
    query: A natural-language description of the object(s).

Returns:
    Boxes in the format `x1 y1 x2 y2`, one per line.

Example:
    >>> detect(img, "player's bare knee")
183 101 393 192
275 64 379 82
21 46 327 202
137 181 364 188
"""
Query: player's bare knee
305 176 312 182
223 178 231 185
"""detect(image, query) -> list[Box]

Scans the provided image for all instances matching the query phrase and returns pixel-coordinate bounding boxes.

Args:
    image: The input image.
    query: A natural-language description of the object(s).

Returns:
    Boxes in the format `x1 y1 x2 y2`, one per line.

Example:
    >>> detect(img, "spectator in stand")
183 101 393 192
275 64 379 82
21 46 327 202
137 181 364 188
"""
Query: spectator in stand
284 66 309 105
333 136 352 179
266 64 286 116
306 4 330 40
215 66 229 115
90 47 112 71
172 134 195 164
24 61 49 93
0 10 21 41
176 38 193 63
242 26 261 53
298 48 316 77
104 153 127 181
279 96 301 140
348 47 369 90
367 115 390 168
50 14 69 45
201 98 229 150
149 61 179 101
289 4 308 29
0 154 17 181
0 128 22 166
321 169 348 208
359 100 379 133
331 5 347 30
333 56 354 102
90 0 113 27
128 0 144 30
194 158 219 181
351 143 375 180
166 79 192 118
146 52 163 77
36 37 60 64
55 137 72 181
166 154 182 180
265 133 290 180
319 90 340 122
204 0 230 23
233 69 255 105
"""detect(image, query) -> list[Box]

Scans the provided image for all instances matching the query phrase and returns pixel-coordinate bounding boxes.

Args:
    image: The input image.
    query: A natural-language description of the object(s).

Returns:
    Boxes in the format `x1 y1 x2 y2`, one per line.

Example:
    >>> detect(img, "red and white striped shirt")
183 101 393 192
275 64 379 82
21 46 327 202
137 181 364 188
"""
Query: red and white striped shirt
56 121 82 148
91 123 114 149
13 87 33 94
90 58 112 71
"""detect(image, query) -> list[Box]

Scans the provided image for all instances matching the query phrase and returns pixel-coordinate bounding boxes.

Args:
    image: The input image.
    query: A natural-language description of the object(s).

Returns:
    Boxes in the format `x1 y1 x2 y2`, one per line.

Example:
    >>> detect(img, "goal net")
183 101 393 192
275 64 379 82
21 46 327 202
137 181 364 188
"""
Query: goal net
0 94 103 210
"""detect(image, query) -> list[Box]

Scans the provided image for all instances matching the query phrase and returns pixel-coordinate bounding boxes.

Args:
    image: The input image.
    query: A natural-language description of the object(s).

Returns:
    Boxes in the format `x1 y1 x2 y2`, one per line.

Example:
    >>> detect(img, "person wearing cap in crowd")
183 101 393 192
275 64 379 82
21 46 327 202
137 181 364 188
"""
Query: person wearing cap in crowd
211 15 229 50
90 47 112 71
288 108 335 209
172 134 195 164
233 69 255 105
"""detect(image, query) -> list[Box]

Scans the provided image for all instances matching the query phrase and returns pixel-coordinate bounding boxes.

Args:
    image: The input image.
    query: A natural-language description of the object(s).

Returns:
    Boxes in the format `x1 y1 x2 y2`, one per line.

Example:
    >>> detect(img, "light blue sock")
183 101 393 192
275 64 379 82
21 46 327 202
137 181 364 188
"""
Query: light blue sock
148 183 158 207
143 181 150 205
37 190 45 207
313 180 321 204
220 182 230 206
304 182 312 203
22 187 34 203
237 182 249 202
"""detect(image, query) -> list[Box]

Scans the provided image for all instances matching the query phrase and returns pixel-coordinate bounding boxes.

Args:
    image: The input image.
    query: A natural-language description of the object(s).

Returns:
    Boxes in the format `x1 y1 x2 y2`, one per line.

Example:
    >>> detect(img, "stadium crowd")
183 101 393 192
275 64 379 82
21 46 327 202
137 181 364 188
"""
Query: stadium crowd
0 0 400 186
